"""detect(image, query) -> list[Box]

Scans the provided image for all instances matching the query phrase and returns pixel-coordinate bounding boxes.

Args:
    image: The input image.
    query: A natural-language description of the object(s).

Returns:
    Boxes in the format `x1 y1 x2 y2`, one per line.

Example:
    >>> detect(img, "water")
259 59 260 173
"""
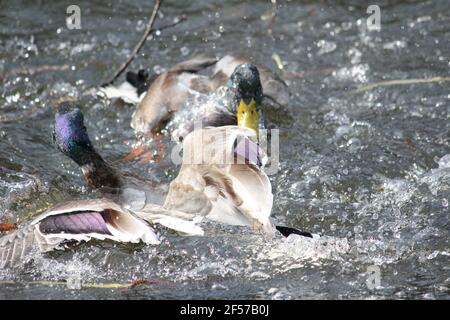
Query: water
1 0 449 299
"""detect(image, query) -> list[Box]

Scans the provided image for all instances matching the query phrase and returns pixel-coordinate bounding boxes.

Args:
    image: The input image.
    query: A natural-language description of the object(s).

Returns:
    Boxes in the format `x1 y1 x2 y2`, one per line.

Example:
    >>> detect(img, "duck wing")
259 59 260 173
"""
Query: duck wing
131 56 220 133
164 126 274 236
0 198 159 268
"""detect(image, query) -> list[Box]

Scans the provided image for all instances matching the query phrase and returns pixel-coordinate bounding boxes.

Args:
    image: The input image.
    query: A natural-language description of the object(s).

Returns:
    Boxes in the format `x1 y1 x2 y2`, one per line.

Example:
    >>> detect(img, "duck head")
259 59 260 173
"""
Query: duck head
228 63 263 137
53 104 96 166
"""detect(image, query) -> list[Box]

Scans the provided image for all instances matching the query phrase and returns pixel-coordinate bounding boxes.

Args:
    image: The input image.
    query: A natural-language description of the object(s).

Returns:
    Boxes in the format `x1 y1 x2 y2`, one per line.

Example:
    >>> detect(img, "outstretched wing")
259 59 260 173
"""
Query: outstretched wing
0 198 159 269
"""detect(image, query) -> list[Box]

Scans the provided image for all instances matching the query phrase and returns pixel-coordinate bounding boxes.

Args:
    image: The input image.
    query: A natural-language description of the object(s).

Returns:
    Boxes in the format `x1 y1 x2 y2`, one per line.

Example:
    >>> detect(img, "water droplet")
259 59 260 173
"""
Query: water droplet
153 65 163 73
219 25 224 33
317 39 337 55
155 30 161 36
172 34 177 42
347 137 361 149
438 154 450 168
393 208 402 218
441 198 448 208
180 46 190 56
136 20 145 32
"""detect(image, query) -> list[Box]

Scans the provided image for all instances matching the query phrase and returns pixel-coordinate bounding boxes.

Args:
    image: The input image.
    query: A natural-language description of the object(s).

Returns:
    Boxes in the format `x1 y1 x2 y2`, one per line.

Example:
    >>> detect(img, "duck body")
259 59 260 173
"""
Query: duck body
129 56 219 133
101 54 290 137
164 126 274 236
53 105 274 236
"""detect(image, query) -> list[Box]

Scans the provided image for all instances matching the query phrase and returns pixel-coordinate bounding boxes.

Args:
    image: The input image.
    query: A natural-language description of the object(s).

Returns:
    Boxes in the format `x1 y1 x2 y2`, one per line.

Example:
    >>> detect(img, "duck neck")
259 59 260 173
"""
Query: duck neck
78 150 121 192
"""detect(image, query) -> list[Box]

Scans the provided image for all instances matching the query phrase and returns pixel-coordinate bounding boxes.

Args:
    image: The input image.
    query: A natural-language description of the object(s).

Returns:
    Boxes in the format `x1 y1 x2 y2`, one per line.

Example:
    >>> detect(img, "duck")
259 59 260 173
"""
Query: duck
0 197 203 268
164 125 274 235
0 86 313 267
53 104 274 235
100 54 290 137
53 104 168 211
53 101 314 239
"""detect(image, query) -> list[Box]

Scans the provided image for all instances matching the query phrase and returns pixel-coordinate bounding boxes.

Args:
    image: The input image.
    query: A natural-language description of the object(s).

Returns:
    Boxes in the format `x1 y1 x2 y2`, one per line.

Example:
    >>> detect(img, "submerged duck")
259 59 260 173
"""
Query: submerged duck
0 198 203 268
101 54 290 137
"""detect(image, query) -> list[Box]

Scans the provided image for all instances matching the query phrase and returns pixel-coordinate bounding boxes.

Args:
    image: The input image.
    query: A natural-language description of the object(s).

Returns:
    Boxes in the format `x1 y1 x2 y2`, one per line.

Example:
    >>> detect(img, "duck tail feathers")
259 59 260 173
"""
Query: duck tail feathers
99 69 156 103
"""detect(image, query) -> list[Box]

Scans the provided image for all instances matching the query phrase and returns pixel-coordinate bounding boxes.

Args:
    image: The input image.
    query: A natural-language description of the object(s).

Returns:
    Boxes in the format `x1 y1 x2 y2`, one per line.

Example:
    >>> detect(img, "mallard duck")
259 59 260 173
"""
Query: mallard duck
164 125 274 235
0 198 203 268
53 105 272 234
53 103 317 240
101 54 290 136
53 104 167 210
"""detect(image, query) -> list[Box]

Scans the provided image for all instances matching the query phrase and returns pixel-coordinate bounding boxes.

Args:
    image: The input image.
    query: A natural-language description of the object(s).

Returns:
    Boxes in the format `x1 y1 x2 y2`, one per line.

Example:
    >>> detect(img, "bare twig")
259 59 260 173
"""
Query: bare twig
0 64 69 82
267 0 279 35
127 278 172 289
0 278 174 289
100 12 187 87
156 15 187 33
101 0 162 87
353 76 450 93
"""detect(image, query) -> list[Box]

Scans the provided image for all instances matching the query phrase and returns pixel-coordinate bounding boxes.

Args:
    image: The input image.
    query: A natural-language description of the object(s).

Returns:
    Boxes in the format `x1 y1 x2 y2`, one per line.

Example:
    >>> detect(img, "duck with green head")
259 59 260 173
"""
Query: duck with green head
53 104 167 210
102 55 289 139
52 102 272 234
171 62 265 142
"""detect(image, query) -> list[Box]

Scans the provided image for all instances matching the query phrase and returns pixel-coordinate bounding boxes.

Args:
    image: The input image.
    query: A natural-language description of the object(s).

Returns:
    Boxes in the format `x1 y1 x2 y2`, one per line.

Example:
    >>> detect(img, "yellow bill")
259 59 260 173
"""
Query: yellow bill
237 98 259 138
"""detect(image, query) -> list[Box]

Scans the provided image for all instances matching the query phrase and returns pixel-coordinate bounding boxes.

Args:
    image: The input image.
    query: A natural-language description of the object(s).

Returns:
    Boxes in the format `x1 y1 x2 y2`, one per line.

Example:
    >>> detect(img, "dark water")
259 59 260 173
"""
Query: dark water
0 0 449 299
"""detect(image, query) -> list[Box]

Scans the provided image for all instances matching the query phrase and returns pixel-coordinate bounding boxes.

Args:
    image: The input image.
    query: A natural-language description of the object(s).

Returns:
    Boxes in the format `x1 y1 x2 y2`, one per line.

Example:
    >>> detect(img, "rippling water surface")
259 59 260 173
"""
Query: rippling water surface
0 0 449 299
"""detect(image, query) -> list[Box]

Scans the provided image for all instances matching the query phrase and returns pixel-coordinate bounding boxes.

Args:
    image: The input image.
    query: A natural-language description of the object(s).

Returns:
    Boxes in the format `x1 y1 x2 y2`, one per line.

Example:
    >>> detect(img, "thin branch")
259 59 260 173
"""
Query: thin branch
353 76 450 93
0 278 173 289
101 0 162 87
156 15 187 33
0 280 129 289
267 0 279 35
0 64 69 82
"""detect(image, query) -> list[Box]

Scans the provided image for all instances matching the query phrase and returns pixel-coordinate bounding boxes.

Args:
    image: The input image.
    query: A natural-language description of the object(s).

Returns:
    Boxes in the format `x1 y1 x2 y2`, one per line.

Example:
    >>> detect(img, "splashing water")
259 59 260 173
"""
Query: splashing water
1 0 449 299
